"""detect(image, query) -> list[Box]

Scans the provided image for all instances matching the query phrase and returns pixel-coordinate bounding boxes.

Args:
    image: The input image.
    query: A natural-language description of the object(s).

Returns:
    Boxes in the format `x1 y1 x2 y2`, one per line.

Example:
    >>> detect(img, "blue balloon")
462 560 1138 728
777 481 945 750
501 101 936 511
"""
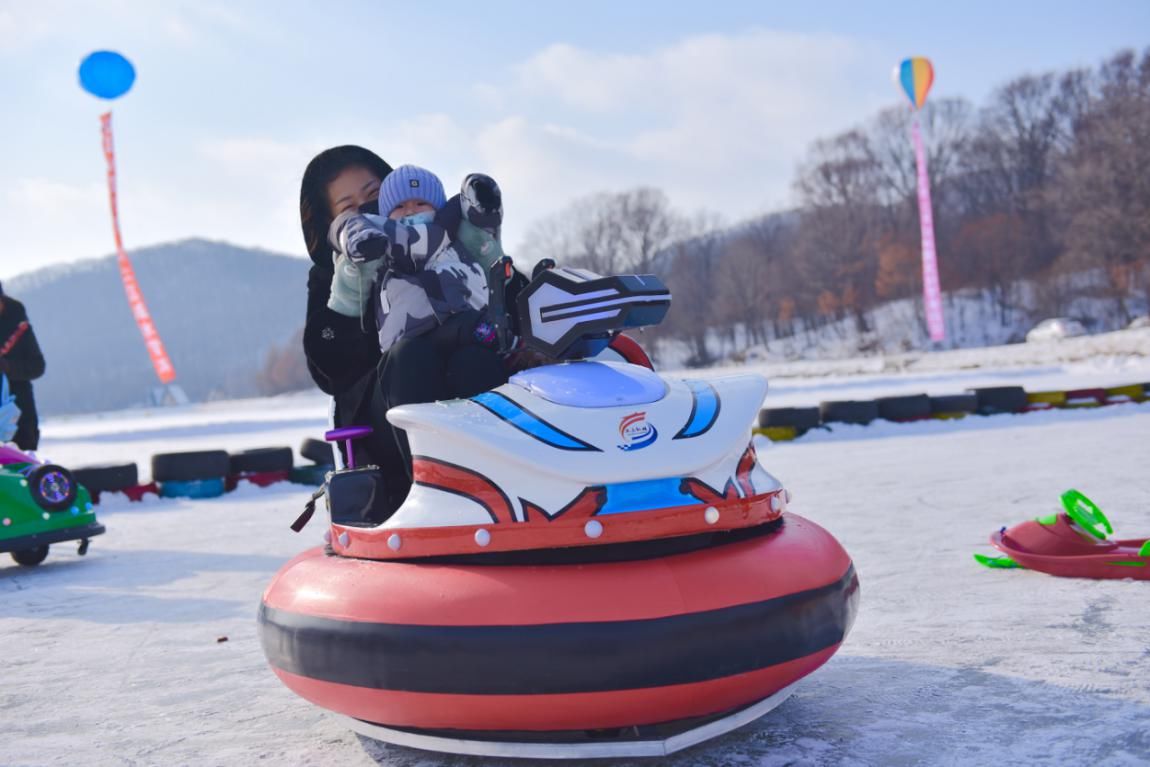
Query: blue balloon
79 51 136 100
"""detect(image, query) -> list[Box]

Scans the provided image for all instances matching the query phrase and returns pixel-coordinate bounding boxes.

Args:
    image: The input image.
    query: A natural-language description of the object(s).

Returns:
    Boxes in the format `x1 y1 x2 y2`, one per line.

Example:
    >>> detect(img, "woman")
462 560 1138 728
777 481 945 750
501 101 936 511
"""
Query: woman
300 145 391 412
300 146 511 512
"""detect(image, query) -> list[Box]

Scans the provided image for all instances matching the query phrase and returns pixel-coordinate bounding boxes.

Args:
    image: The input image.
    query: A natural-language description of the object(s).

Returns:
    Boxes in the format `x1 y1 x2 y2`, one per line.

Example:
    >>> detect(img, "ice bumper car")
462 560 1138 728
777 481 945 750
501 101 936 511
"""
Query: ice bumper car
259 267 859 758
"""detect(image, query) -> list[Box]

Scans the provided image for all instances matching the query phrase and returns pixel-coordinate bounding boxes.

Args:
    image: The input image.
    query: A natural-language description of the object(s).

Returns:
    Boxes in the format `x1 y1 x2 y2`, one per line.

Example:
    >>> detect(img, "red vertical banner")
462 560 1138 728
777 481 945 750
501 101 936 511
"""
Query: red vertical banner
100 112 177 384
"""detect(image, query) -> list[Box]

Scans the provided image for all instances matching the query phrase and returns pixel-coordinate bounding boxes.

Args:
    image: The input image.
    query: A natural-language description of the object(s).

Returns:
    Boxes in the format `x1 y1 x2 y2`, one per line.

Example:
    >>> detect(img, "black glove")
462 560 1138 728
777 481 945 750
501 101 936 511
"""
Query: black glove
460 173 502 230
330 212 388 263
434 194 464 239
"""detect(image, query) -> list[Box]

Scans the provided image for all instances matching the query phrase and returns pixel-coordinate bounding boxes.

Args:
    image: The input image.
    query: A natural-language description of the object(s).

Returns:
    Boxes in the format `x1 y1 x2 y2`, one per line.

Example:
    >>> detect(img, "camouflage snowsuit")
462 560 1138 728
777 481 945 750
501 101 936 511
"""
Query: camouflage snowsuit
356 214 490 354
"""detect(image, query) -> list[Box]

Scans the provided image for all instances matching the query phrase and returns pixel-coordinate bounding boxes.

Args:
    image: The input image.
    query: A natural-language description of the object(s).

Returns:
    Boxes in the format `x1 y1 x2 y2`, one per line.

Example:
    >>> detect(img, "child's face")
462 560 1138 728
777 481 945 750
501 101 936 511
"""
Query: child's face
387 198 437 220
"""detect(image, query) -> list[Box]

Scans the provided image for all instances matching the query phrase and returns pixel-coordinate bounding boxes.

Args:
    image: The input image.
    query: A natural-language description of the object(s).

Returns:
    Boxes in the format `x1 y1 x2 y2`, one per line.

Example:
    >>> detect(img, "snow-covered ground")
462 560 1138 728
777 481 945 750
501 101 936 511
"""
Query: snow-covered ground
5 344 1150 766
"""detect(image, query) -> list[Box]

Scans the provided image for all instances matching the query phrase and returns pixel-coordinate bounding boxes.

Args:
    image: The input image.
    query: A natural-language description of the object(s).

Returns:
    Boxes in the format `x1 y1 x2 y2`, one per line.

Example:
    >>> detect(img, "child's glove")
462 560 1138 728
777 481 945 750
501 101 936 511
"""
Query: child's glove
460 174 502 231
326 251 382 317
455 220 505 270
329 211 389 263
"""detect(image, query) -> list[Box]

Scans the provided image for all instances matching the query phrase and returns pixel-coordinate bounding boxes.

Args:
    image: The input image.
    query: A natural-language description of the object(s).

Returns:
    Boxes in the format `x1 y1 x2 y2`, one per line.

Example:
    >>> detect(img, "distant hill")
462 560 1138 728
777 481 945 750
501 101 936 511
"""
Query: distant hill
7 239 313 415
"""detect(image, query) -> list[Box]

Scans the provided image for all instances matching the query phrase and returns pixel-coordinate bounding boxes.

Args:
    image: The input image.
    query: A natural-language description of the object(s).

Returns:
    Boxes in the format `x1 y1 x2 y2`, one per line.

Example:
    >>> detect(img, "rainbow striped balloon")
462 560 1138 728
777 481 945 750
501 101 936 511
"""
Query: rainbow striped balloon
894 57 934 110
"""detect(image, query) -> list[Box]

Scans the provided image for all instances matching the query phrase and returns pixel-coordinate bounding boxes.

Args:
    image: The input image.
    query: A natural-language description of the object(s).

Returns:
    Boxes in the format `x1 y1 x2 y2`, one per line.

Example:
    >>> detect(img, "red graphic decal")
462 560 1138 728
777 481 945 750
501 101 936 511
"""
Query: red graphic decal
520 487 606 522
736 444 757 498
618 412 646 437
680 477 739 505
412 457 516 524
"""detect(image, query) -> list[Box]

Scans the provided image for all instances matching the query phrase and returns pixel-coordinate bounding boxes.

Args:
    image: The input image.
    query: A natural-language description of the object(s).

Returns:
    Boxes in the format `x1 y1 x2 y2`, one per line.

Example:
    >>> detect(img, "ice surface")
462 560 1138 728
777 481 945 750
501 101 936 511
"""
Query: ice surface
4 352 1149 766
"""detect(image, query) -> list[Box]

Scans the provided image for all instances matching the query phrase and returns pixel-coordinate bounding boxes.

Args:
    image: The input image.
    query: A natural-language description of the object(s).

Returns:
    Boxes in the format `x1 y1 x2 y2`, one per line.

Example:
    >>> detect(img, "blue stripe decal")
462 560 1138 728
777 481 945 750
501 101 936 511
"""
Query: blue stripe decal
471 392 600 452
597 477 697 515
673 380 721 439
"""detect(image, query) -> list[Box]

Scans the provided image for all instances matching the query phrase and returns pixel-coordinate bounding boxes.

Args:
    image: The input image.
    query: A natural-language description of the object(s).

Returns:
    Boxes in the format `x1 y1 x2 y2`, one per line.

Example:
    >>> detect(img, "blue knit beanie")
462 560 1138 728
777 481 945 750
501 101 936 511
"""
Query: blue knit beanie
377 165 447 216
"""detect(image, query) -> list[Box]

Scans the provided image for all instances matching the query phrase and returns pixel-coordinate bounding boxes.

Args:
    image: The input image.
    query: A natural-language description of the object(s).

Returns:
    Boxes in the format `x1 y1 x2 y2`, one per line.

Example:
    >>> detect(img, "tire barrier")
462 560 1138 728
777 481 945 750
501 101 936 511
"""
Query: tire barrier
227 447 294 490
299 438 334 466
71 462 159 505
971 386 1029 415
153 450 231 499
819 400 880 426
875 394 932 422
757 380 1150 442
77 442 337 505
928 393 978 419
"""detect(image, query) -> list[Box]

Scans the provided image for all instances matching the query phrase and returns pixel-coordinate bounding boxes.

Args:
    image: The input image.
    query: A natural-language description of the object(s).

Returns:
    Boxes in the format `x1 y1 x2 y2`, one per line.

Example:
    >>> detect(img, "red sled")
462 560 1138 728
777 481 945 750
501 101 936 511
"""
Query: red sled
980 489 1150 580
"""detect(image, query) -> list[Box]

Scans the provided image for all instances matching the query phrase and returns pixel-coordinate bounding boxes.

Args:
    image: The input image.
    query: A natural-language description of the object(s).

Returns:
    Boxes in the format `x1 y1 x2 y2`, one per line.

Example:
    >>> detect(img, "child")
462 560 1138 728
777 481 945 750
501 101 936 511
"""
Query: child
328 165 506 355
327 165 516 512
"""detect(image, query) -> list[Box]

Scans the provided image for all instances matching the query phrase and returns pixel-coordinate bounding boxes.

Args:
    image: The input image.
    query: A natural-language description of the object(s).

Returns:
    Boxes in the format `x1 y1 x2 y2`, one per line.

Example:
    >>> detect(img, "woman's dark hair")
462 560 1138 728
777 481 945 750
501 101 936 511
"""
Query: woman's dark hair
299 145 393 265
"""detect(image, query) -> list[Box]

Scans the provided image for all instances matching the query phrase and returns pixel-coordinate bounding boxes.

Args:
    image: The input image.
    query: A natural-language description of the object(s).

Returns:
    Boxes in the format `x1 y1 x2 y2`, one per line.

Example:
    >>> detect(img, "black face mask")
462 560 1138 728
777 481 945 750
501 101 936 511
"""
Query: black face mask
357 198 380 216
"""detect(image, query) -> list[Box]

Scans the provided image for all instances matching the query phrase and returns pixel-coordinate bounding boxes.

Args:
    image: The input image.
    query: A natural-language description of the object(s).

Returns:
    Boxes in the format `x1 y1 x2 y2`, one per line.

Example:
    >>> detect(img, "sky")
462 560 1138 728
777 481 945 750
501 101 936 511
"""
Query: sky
0 0 1147 278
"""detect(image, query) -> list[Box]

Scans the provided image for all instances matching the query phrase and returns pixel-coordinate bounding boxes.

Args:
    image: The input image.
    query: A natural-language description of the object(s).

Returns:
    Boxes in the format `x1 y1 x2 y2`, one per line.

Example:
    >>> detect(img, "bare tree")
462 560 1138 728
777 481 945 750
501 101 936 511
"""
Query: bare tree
1051 48 1150 322
519 188 687 275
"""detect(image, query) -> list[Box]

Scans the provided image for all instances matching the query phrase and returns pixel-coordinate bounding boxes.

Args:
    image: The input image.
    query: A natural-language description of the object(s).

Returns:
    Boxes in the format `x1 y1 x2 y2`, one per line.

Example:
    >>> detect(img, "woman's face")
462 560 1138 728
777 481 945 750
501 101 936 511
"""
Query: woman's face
326 166 381 218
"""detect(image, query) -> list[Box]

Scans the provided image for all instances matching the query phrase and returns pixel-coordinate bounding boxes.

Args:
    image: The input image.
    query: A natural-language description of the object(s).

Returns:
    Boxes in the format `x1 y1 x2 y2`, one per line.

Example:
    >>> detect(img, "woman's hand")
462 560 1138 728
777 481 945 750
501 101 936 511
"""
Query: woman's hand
327 251 383 317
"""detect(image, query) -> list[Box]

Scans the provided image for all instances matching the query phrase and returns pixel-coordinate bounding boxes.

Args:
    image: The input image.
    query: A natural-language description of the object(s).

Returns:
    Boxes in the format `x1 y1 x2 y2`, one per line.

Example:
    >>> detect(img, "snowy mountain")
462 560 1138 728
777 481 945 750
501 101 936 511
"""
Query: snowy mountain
6 239 311 415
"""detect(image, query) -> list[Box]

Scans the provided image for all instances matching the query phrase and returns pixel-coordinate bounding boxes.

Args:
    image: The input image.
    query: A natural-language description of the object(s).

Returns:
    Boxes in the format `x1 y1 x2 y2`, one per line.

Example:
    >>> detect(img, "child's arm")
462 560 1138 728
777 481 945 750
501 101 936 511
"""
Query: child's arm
330 212 451 274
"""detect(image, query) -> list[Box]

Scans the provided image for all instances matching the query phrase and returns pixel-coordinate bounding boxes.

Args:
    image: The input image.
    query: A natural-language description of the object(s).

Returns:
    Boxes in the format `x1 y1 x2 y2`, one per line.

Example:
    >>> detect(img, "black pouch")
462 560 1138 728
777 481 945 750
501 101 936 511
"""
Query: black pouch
325 466 393 527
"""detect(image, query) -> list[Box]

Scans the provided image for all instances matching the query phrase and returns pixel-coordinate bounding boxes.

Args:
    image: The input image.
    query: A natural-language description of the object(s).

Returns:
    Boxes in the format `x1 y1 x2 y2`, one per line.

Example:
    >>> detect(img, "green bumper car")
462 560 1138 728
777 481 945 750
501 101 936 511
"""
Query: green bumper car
0 444 104 567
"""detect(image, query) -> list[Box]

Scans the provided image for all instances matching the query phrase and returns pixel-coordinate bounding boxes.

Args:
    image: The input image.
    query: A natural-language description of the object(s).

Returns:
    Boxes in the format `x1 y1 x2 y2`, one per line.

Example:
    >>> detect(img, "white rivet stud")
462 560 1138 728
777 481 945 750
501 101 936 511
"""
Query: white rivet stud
387 534 402 551
705 506 720 525
338 532 350 547
584 520 603 539
2 518 9 526
20 479 27 487
474 529 491 547
770 495 781 512
323 530 332 544
42 512 50 520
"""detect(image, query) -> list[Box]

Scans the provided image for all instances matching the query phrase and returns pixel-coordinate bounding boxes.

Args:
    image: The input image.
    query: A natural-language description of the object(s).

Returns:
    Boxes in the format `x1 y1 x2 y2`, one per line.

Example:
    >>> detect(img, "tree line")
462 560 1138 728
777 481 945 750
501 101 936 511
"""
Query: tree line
521 47 1150 365
260 47 1149 392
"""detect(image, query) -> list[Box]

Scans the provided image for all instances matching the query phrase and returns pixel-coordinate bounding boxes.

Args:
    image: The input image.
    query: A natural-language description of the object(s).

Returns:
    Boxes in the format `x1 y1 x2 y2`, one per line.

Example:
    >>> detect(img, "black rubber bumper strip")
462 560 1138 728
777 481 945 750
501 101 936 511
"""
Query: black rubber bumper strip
0 522 106 554
259 564 858 695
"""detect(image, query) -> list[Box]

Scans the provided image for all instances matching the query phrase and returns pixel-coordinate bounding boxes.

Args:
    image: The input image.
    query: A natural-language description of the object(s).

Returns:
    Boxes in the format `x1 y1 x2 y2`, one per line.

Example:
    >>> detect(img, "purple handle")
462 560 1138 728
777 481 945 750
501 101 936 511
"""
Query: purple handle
324 425 373 469
325 425 374 441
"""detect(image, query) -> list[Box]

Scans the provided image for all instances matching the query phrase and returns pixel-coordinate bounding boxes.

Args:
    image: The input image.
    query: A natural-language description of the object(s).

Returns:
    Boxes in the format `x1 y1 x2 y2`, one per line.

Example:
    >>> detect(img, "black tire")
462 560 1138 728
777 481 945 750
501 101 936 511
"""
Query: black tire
300 438 335 466
28 465 79 511
970 386 1028 414
758 407 821 430
12 546 49 567
151 450 231 482
876 394 931 422
229 447 293 475
929 393 978 414
73 463 139 494
819 400 880 425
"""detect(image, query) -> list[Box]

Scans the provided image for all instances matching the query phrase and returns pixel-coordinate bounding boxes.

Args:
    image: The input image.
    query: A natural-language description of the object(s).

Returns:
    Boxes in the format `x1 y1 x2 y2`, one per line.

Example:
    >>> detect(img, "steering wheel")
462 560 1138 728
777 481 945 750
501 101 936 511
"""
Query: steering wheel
1060 489 1113 541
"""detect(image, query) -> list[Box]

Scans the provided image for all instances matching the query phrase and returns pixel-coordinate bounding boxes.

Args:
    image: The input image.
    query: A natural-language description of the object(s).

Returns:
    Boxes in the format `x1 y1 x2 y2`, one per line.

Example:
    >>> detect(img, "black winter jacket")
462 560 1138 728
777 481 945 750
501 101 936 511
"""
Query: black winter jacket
302 255 382 427
0 298 45 406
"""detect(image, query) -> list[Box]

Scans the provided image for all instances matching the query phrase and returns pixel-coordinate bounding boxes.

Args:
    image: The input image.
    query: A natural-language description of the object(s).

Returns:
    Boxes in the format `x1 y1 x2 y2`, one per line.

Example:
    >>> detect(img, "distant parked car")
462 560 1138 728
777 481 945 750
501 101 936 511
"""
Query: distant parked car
1127 315 1150 330
1026 318 1088 343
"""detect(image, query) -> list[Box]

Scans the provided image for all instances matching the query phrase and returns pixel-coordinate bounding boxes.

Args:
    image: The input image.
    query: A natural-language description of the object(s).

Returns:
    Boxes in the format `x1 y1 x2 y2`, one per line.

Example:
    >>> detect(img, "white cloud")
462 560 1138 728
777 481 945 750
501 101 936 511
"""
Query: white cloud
478 29 889 250
2 26 891 274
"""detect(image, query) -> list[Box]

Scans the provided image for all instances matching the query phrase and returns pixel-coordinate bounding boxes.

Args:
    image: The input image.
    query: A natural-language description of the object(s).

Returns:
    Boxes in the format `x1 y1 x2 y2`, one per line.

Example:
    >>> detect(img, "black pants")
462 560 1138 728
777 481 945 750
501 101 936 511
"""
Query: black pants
13 391 38 452
365 311 507 510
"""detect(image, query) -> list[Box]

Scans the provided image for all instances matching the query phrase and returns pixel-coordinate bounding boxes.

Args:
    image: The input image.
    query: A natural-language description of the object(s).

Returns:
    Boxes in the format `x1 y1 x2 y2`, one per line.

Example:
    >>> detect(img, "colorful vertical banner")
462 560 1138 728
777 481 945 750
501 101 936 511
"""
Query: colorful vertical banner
81 50 178 386
100 113 177 384
895 56 947 343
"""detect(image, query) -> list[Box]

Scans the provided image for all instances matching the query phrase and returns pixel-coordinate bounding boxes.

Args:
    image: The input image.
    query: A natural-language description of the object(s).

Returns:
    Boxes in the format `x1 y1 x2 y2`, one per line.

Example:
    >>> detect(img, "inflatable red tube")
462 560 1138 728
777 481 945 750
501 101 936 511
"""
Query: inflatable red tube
259 513 858 735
